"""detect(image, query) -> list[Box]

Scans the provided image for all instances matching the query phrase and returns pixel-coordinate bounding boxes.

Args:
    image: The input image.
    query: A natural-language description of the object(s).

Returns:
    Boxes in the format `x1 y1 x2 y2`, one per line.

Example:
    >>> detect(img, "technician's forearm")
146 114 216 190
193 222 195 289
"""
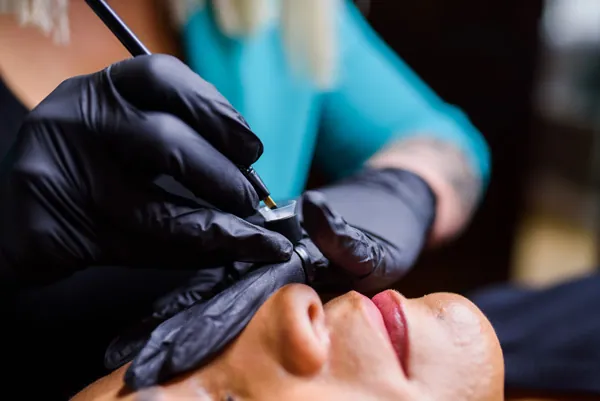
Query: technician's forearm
367 136 483 245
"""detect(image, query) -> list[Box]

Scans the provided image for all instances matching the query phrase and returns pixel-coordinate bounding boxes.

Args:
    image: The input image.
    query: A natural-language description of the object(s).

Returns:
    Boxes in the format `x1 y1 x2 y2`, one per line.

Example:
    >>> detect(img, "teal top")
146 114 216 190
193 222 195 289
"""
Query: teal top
181 1 490 202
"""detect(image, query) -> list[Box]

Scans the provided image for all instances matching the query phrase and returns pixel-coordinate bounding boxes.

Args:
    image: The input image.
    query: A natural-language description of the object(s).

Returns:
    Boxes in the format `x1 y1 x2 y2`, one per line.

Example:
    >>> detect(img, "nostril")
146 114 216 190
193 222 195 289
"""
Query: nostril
276 285 329 375
307 300 329 355
308 302 320 322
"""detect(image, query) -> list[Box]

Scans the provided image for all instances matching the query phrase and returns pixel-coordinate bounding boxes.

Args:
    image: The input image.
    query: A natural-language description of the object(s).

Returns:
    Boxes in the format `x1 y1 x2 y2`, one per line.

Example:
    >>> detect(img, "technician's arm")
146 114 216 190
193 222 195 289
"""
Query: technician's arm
299 1 490 291
314 1 490 246
367 137 482 245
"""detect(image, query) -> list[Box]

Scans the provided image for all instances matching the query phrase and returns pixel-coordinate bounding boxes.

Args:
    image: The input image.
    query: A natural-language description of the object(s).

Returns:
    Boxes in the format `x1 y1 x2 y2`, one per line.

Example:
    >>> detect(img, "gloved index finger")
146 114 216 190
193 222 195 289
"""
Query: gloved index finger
98 108 259 216
108 54 263 167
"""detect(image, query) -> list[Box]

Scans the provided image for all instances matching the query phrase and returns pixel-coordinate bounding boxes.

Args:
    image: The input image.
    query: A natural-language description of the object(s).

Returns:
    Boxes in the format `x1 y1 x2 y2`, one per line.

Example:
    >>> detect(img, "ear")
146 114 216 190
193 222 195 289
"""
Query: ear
266 284 330 376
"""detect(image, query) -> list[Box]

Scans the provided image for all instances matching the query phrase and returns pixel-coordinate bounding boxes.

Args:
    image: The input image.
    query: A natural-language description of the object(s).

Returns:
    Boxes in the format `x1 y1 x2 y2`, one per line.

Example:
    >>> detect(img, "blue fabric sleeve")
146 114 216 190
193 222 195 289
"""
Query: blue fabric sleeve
315 1 491 186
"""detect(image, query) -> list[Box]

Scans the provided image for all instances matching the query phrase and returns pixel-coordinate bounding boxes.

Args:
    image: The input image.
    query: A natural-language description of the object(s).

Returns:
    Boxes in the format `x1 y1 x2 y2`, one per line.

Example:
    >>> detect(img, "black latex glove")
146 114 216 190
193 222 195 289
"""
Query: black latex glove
136 167 437 303
109 253 311 389
0 54 292 284
106 167 435 389
301 167 437 294
103 261 257 371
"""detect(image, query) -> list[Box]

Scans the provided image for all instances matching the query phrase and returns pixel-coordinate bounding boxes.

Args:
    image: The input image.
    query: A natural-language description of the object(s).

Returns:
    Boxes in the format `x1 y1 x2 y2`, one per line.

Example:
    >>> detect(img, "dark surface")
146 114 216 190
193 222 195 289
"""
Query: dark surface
471 273 600 395
313 0 544 296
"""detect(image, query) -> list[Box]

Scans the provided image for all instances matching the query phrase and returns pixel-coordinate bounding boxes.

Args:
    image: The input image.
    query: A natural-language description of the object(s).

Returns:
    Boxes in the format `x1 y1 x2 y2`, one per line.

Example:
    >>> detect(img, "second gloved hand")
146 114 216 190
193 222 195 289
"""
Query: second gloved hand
301 167 437 294
0 54 292 284
105 167 436 388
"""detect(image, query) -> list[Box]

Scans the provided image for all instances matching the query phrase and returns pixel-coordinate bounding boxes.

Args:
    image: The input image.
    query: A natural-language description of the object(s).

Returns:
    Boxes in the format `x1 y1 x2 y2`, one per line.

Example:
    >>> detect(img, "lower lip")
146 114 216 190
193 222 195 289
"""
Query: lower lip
372 290 409 375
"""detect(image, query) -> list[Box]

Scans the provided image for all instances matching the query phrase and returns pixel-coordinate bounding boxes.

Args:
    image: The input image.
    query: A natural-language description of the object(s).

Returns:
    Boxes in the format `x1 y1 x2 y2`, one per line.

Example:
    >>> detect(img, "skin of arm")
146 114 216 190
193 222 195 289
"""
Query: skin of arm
367 136 483 246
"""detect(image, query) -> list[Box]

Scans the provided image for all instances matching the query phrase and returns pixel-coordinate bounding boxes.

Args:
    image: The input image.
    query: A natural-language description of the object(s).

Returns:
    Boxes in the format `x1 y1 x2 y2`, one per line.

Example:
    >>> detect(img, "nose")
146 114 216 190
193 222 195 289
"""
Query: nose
276 284 324 322
272 284 329 375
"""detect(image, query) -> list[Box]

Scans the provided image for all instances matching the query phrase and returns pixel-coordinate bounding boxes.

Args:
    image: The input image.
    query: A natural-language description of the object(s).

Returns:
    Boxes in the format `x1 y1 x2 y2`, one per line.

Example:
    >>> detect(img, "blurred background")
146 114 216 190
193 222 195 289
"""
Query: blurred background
339 0 600 297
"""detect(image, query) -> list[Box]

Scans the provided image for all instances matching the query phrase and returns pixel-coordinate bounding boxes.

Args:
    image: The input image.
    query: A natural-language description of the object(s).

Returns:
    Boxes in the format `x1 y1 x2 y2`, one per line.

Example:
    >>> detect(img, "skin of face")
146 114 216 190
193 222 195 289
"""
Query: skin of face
74 285 504 401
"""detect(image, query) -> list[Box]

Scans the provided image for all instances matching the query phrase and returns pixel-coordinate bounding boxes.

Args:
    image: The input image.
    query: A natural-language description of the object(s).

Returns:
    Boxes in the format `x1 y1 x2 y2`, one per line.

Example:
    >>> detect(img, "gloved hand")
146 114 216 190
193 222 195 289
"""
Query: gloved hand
106 254 311 389
302 167 437 294
105 167 435 389
0 54 292 285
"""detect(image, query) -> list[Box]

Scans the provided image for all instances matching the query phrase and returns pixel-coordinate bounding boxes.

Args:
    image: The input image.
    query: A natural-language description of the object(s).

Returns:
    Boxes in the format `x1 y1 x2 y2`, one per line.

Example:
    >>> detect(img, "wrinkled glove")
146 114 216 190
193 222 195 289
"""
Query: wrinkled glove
302 167 437 294
0 54 292 284
108 253 312 389
106 167 435 389
104 261 258 371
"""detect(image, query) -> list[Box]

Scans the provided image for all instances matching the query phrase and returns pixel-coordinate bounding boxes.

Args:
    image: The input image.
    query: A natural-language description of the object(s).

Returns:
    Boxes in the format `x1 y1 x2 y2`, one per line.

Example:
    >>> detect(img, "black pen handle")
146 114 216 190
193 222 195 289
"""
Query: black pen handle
85 0 151 57
85 0 278 209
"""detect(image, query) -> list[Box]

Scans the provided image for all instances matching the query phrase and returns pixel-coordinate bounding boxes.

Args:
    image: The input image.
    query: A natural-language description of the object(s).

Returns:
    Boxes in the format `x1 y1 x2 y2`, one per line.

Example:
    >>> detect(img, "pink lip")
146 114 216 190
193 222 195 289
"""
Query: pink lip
371 290 410 376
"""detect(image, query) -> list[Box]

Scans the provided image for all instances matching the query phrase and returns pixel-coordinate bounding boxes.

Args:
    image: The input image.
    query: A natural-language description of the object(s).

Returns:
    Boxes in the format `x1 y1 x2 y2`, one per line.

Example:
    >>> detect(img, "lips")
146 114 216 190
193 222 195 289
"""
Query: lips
372 290 409 375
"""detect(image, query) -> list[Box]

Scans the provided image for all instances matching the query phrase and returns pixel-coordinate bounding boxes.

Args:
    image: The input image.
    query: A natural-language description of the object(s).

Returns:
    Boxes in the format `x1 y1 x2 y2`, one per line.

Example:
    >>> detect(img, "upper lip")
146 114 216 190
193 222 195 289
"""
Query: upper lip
370 290 410 376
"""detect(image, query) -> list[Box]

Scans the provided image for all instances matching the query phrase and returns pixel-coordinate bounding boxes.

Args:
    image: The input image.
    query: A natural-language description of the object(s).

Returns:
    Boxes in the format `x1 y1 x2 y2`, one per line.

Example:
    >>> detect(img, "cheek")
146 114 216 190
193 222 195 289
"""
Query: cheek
409 303 497 399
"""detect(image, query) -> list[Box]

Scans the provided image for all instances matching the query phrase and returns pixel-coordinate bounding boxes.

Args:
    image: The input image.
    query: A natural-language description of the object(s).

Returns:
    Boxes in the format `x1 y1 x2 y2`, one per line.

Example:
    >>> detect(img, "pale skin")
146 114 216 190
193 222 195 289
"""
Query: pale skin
0 0 482 246
73 284 504 401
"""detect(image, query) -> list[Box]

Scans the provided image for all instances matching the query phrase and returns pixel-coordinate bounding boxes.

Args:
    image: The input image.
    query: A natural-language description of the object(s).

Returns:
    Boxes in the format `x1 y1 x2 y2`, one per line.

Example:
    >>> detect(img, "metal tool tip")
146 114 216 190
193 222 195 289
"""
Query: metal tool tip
264 196 278 209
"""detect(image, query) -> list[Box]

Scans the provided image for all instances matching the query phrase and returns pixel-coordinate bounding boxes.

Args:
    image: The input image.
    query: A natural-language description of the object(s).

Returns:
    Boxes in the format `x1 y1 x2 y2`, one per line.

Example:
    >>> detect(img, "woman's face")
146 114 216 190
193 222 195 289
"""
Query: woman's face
156 284 504 401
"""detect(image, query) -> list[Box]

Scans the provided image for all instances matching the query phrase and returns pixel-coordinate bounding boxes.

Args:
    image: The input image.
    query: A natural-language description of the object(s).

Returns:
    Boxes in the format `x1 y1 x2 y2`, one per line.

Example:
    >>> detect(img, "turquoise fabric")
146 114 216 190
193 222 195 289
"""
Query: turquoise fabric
181 1 490 202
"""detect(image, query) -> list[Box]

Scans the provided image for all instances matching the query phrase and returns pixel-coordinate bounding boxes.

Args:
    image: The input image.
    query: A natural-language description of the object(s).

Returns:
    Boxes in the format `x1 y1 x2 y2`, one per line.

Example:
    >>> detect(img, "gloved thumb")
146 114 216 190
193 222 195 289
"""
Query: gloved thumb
301 191 381 279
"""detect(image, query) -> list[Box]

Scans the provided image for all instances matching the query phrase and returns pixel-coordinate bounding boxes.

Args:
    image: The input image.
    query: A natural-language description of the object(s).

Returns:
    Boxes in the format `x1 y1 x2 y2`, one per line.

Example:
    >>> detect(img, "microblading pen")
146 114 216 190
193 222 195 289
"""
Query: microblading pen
85 0 278 210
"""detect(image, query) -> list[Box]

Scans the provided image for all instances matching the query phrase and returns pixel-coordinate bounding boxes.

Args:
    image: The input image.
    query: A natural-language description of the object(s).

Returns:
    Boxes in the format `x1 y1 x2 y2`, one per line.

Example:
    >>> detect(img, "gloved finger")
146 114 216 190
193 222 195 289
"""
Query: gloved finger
96 181 293 268
105 261 255 371
151 268 225 320
151 261 253 320
125 255 307 390
108 54 262 166
301 190 382 278
104 267 226 371
100 110 259 216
